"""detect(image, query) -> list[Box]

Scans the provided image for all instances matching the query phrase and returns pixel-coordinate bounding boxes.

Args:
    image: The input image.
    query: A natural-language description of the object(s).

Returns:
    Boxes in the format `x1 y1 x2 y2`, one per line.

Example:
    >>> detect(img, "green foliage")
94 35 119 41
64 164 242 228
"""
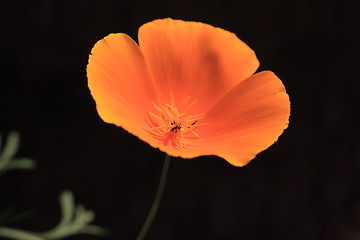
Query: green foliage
0 131 109 240
0 131 36 175
36 191 109 240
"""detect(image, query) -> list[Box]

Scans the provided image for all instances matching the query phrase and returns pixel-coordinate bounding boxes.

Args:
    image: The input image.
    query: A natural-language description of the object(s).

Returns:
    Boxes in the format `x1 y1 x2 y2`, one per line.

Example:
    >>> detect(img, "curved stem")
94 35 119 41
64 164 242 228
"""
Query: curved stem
136 154 171 240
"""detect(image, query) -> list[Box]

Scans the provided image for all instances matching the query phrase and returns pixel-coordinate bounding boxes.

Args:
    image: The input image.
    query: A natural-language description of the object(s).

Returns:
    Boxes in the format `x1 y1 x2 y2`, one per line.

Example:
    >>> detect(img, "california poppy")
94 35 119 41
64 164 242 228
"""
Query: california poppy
87 18 290 166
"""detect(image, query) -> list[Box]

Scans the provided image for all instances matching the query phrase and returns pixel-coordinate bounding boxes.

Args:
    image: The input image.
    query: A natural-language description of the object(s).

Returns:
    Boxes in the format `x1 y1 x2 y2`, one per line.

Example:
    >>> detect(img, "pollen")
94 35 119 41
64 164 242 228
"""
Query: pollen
145 96 207 149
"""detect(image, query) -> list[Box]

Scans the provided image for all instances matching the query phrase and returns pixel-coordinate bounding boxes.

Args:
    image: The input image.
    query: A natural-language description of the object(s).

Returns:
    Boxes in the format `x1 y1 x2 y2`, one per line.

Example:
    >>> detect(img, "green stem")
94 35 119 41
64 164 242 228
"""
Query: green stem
0 227 44 240
136 154 171 240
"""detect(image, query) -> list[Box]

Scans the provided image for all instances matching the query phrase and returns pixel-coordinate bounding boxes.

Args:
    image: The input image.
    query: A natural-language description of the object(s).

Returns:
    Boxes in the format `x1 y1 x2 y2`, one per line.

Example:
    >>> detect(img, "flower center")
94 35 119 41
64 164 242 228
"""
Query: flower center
145 96 207 149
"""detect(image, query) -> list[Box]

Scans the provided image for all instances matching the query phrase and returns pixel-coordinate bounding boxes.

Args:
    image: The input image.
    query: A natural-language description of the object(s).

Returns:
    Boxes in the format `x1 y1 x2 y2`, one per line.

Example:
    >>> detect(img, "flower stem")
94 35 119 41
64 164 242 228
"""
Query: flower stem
136 154 171 240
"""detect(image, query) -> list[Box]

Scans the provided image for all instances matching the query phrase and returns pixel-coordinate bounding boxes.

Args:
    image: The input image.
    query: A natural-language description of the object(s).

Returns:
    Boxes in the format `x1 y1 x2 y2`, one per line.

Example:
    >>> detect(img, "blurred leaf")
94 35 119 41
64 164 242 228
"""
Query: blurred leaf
0 131 36 175
0 227 44 240
58 190 74 227
35 190 109 240
0 132 109 239
3 158 36 172
0 191 109 239
0 131 20 164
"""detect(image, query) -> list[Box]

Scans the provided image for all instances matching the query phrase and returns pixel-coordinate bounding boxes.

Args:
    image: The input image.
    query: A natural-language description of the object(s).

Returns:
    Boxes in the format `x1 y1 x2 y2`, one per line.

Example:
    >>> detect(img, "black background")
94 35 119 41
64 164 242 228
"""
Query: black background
1 0 359 240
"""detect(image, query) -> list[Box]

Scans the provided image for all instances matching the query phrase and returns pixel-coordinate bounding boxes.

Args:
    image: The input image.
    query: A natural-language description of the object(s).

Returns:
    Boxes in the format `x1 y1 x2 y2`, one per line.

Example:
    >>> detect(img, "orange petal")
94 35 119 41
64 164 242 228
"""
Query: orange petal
87 33 157 139
138 18 259 111
198 71 290 166
87 20 289 167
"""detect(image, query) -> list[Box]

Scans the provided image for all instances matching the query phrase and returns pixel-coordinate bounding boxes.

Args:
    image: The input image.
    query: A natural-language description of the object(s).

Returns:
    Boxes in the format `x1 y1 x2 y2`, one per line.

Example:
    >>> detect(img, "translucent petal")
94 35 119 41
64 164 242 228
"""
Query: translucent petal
138 18 259 112
87 33 157 140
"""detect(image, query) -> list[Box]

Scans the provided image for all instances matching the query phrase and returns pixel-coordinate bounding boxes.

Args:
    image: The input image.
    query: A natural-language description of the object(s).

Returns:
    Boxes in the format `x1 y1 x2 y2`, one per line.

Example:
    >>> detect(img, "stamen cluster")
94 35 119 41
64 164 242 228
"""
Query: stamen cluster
145 97 206 149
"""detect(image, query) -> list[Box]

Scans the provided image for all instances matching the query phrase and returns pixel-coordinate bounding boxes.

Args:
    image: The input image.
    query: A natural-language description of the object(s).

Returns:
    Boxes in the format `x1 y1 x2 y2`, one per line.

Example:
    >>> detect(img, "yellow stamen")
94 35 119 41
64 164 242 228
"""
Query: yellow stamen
145 95 207 149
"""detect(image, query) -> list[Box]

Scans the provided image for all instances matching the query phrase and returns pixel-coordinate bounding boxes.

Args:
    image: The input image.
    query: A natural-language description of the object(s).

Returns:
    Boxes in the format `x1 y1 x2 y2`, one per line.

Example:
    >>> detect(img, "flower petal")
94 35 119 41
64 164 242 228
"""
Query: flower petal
87 33 157 139
87 20 289 167
138 18 259 110
199 71 290 166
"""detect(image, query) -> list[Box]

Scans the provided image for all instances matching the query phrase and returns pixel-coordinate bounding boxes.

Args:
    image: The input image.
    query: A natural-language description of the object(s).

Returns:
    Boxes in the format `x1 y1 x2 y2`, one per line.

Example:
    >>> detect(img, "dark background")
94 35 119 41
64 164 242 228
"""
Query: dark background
1 0 359 239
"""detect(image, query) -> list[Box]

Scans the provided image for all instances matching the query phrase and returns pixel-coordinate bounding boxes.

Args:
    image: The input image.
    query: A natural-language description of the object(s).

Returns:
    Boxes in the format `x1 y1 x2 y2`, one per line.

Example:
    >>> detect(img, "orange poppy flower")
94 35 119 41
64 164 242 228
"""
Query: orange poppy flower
87 18 290 166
